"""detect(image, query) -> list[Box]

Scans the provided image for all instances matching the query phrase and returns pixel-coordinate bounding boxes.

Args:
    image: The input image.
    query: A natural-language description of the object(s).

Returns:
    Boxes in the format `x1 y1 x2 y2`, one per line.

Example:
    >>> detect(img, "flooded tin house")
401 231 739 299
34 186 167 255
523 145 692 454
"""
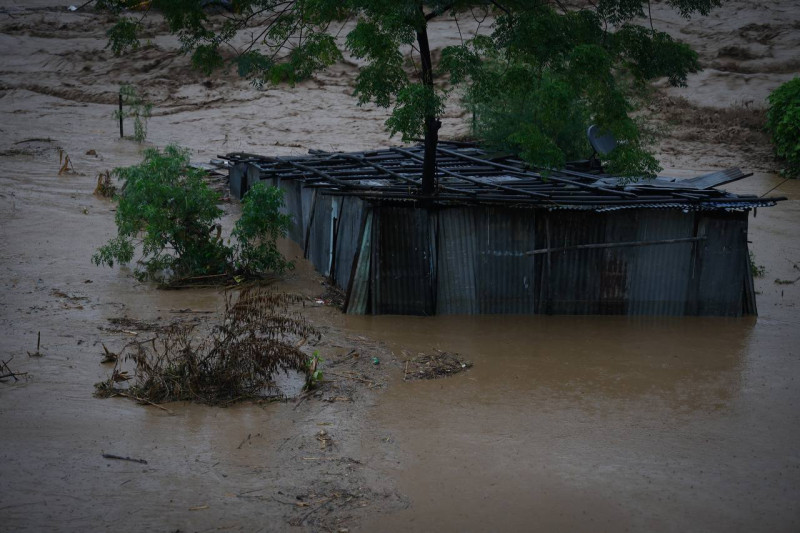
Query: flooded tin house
224 143 783 317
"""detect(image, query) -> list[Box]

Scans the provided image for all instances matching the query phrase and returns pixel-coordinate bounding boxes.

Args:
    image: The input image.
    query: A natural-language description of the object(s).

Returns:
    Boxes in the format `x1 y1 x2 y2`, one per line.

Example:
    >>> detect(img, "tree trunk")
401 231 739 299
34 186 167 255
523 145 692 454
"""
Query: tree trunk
416 17 439 197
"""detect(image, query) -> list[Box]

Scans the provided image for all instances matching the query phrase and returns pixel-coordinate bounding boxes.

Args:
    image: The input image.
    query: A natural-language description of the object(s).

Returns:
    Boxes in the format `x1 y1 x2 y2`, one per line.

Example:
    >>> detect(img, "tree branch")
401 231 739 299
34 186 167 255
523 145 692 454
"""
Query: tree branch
490 1 510 16
425 3 455 21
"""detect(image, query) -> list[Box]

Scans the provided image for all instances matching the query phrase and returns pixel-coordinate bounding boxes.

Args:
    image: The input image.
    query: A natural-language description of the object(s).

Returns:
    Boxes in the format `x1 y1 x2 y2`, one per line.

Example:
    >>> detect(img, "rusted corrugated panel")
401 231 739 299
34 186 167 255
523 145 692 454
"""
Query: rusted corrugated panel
693 212 748 316
373 205 434 315
436 208 478 314
476 207 536 314
627 210 695 315
345 210 373 315
538 211 606 315
333 196 365 291
306 193 335 277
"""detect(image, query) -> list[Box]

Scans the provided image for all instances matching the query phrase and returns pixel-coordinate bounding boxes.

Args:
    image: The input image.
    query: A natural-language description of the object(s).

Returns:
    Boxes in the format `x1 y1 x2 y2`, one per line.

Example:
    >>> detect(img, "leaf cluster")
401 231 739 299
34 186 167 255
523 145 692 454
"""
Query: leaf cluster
97 0 722 177
441 2 709 176
113 84 153 142
92 145 293 284
766 77 800 178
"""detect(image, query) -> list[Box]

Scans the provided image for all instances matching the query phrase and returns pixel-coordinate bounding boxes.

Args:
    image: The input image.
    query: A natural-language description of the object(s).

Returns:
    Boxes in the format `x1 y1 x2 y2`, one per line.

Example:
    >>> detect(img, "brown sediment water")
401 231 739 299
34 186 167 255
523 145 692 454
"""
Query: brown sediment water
352 173 800 532
348 173 800 531
0 2 799 531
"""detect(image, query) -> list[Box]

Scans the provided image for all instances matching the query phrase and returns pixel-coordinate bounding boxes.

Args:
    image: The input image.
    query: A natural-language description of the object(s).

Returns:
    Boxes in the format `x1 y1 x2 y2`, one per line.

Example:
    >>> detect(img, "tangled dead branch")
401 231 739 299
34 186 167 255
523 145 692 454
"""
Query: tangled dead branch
95 287 320 405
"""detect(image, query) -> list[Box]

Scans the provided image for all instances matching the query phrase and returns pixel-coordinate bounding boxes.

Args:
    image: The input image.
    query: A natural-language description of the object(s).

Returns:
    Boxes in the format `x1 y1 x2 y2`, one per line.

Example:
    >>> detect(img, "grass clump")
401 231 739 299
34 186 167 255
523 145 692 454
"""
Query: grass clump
95 287 319 405
92 145 293 286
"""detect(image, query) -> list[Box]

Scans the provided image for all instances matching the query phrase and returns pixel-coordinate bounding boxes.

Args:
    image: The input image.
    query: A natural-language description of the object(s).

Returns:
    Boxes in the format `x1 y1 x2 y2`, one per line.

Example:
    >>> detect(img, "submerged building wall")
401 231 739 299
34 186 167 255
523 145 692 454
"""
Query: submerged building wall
273 179 754 317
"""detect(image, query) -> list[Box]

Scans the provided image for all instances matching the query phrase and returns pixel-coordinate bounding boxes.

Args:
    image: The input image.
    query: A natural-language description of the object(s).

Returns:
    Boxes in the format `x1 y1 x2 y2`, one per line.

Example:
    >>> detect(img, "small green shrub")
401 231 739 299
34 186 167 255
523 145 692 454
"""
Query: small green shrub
233 182 294 276
304 351 324 390
93 145 293 285
766 77 800 177
749 250 765 278
114 84 152 143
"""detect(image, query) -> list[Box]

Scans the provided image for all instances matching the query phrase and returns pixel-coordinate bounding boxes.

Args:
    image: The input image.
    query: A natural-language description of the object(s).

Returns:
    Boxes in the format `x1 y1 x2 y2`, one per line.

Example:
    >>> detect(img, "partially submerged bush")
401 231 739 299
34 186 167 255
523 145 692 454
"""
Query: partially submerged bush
114 84 152 143
766 77 800 177
95 288 319 405
234 180 293 276
92 145 293 285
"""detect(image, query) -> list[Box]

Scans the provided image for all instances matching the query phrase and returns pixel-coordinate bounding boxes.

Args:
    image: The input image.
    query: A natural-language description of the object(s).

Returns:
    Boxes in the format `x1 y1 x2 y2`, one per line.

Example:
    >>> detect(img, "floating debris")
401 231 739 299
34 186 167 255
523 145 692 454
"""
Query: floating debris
403 350 472 381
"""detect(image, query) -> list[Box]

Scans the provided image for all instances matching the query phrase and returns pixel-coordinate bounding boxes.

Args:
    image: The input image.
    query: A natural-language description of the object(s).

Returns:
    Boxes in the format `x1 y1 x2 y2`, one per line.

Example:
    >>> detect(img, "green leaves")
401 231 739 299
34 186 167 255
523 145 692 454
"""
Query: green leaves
97 0 723 181
114 84 152 143
105 17 141 55
385 84 445 141
453 1 716 177
233 182 294 275
766 77 800 177
93 146 293 284
614 25 699 87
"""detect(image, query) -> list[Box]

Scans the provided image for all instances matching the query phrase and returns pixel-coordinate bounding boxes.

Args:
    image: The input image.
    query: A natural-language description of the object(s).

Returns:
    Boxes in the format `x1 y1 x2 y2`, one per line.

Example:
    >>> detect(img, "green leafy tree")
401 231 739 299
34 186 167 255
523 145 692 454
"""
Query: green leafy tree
96 0 723 182
93 145 293 284
766 77 800 178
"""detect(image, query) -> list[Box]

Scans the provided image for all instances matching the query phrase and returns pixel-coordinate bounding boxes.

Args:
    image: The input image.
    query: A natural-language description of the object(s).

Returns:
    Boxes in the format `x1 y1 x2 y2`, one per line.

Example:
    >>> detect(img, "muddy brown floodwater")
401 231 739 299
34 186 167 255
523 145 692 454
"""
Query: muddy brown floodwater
1 2 800 532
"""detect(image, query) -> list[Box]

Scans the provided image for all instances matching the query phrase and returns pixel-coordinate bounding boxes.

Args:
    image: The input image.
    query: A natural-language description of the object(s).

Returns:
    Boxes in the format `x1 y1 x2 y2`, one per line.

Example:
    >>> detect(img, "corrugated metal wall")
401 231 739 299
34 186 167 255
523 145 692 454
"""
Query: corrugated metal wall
345 211 373 315
276 178 305 245
626 210 695 316
436 208 479 314
538 211 608 315
476 207 537 314
240 164 752 317
692 212 748 316
372 205 435 315
306 193 337 277
333 196 366 290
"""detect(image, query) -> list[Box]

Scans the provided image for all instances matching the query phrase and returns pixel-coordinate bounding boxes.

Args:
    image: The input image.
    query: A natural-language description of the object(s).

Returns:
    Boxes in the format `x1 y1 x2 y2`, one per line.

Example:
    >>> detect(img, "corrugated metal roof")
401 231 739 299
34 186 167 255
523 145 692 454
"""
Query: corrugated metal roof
222 143 786 212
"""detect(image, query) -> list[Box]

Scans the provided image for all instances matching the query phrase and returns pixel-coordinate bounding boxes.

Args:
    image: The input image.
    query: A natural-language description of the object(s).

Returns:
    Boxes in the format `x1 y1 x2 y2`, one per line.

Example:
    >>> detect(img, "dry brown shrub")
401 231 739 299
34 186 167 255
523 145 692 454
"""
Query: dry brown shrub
94 171 116 198
95 287 319 405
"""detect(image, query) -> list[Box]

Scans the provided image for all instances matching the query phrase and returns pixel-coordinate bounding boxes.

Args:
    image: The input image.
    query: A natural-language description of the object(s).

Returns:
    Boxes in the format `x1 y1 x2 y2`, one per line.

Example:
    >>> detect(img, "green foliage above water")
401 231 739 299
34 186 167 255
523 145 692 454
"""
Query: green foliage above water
96 1 723 179
766 77 800 178
92 145 293 285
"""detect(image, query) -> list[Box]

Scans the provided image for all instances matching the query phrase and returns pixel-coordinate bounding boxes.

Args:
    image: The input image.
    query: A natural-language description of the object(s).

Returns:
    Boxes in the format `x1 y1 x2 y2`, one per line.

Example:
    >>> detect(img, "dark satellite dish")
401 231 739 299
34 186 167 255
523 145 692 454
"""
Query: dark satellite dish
587 125 617 156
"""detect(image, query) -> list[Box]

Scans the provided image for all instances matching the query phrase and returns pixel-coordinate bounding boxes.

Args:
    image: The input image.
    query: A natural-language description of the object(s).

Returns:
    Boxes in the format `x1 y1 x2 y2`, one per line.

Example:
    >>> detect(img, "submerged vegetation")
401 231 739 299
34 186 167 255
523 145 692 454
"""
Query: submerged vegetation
114 84 152 143
95 288 319 405
92 145 293 285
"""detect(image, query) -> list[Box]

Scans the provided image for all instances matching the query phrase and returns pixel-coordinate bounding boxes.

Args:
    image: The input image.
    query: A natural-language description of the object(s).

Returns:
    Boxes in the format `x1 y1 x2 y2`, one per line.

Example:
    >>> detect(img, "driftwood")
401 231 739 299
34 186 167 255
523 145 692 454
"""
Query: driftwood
1 357 27 382
102 453 148 465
